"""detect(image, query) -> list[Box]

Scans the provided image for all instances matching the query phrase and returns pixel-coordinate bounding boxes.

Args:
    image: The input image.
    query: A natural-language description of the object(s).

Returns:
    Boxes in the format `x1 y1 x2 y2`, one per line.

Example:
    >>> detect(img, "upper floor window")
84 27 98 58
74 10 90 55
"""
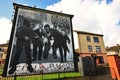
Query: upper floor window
88 45 93 52
0 53 3 58
93 37 99 43
0 48 4 52
116 50 120 53
95 46 101 52
86 36 91 42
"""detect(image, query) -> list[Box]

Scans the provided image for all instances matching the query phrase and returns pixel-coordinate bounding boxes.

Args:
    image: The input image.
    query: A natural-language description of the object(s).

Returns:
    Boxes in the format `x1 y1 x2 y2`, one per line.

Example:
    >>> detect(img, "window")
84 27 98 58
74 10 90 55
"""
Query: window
93 37 99 43
88 45 92 52
116 50 119 53
0 48 2 52
96 56 104 64
86 36 91 42
95 46 101 52
0 48 4 52
0 53 3 58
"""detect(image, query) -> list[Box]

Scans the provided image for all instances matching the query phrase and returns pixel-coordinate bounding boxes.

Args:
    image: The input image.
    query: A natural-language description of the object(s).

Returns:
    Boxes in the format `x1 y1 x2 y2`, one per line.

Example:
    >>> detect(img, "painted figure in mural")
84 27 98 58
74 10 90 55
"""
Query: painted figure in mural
32 22 43 61
9 18 34 74
51 23 62 62
56 26 70 62
51 22 70 62
42 24 51 60
60 30 70 62
51 22 61 59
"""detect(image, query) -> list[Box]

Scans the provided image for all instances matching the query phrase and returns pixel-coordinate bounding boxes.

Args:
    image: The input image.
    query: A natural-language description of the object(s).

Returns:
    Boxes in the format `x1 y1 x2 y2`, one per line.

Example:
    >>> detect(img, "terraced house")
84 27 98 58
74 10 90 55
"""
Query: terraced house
0 42 8 66
106 44 120 55
74 30 108 65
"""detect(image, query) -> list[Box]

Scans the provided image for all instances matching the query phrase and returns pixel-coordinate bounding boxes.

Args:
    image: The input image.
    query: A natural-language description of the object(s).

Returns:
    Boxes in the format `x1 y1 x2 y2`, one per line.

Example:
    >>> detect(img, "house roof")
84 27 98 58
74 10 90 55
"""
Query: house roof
13 3 74 18
106 45 120 51
73 30 104 36
0 43 9 47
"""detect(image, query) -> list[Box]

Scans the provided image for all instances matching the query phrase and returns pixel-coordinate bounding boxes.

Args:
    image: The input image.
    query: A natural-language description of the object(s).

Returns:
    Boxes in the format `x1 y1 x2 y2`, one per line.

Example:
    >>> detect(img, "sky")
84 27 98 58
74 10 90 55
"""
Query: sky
0 0 120 49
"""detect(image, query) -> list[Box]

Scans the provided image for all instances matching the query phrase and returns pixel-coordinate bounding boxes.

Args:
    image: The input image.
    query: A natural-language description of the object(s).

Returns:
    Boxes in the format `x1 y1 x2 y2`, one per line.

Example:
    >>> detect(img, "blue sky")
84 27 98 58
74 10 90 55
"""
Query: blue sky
0 0 61 19
0 0 120 48
0 0 112 19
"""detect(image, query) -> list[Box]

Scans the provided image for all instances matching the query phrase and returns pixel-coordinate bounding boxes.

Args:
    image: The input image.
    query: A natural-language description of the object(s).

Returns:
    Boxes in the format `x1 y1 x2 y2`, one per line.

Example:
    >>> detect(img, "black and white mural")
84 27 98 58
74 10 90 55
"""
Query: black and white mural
3 4 74 76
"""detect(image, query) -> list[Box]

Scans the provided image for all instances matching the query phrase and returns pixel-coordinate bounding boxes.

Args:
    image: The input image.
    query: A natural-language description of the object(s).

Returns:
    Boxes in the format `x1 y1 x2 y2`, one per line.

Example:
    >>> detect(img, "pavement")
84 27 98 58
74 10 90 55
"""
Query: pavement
64 74 112 80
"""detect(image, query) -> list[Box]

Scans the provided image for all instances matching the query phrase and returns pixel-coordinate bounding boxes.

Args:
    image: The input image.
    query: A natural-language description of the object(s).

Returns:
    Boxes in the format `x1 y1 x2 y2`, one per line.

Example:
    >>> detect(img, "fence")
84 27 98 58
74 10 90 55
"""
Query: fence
82 56 110 76
0 71 81 80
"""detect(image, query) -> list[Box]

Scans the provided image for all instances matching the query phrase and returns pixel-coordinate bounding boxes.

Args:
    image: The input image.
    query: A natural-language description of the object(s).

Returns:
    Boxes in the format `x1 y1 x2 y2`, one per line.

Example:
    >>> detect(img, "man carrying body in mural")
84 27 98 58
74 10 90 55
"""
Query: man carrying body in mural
51 23 65 62
51 22 61 59
32 22 43 61
51 22 70 62
56 26 70 62
9 18 34 74
42 24 51 60
60 30 70 62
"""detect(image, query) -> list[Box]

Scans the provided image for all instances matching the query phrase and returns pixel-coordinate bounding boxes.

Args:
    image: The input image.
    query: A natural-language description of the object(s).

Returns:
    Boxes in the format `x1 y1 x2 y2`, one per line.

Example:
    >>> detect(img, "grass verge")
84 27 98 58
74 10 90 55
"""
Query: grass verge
0 72 81 80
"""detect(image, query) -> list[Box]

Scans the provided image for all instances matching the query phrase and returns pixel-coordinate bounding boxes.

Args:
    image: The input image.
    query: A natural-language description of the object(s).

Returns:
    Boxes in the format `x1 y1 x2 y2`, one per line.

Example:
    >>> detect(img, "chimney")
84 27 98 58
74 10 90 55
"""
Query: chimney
117 44 119 46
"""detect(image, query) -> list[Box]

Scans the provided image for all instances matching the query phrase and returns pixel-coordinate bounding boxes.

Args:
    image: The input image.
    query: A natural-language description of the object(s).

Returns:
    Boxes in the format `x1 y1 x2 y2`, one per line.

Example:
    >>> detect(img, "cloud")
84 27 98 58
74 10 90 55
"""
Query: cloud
46 0 120 48
0 17 12 44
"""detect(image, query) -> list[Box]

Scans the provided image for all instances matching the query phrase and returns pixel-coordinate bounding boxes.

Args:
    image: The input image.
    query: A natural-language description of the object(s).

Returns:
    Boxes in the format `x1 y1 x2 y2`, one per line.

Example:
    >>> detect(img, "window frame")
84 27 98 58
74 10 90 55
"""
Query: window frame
0 53 3 58
95 46 101 52
86 36 91 42
88 45 93 52
93 37 99 43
